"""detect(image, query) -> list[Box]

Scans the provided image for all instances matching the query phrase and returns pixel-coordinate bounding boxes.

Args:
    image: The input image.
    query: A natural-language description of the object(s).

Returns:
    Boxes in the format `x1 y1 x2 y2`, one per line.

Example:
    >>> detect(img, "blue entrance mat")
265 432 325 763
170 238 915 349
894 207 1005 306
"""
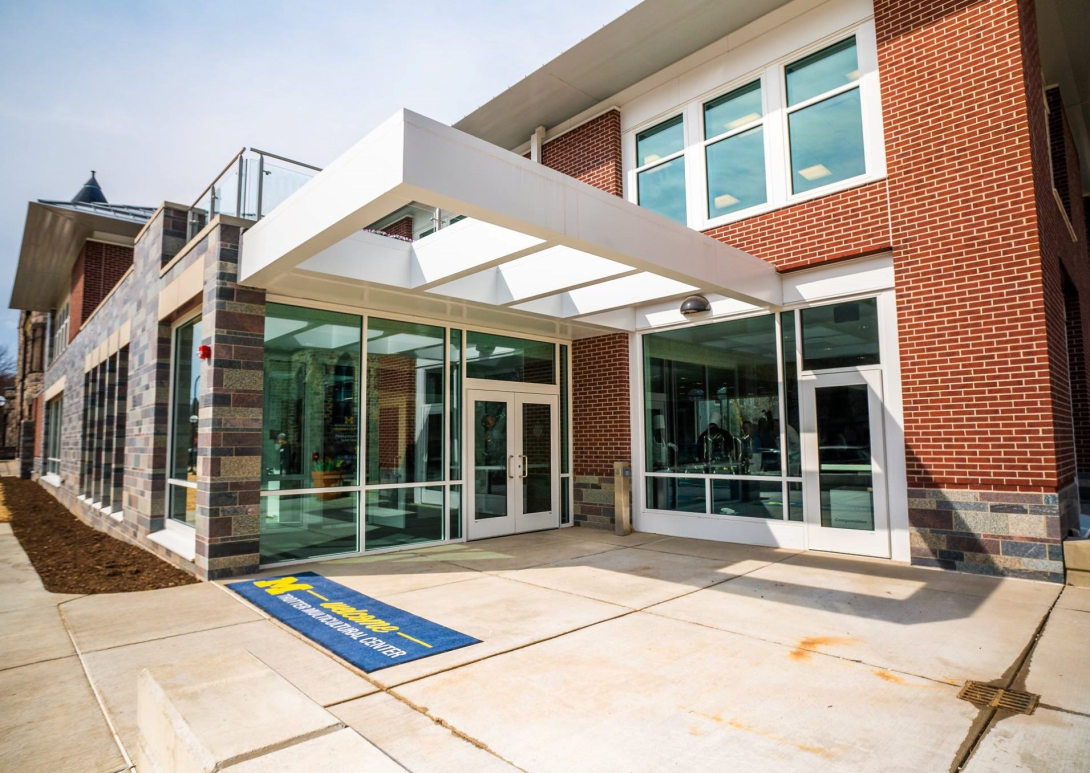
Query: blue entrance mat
228 571 480 672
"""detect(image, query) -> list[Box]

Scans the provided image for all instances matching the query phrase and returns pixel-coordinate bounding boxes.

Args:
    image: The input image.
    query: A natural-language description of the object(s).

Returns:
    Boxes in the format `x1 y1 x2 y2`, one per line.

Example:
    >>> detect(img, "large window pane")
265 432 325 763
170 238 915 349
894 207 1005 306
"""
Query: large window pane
522 401 552 515
168 484 197 527
473 399 508 520
169 317 202 484
644 314 781 476
646 477 706 513
448 484 462 540
262 304 361 492
260 492 359 563
366 318 445 485
786 37 859 107
801 299 880 370
365 486 444 550
788 88 865 193
816 384 875 530
637 157 687 224
636 115 684 165
466 332 554 384
450 329 462 480
704 81 762 139
781 312 801 477
711 479 784 519
706 126 766 218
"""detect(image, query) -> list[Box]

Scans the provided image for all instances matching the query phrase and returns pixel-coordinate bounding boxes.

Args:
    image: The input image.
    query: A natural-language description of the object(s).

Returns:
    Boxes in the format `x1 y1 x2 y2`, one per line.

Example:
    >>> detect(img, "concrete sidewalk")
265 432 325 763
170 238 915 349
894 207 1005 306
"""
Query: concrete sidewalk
2 525 1088 772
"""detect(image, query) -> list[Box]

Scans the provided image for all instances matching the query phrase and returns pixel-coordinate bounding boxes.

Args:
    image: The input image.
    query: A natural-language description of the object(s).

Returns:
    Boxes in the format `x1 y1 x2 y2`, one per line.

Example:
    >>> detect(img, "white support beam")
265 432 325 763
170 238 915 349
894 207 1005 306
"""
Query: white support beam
241 109 782 310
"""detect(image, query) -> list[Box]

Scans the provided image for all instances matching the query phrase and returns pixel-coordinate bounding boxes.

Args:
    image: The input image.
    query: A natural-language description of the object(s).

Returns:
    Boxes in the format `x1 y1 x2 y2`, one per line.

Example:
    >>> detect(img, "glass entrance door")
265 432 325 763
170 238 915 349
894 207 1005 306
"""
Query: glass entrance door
800 369 890 558
467 389 559 539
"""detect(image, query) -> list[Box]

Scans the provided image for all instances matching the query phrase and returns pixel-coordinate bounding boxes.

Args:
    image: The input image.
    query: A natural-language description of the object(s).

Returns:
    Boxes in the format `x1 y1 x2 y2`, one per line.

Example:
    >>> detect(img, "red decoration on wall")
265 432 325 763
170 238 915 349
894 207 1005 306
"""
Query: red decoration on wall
198 345 211 360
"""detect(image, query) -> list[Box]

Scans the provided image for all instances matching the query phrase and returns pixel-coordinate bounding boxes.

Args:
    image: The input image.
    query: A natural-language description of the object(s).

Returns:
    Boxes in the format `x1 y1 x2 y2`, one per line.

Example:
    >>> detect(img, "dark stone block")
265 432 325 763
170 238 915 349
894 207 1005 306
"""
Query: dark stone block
1001 540 1046 559
908 508 953 530
910 557 957 572
988 503 1028 514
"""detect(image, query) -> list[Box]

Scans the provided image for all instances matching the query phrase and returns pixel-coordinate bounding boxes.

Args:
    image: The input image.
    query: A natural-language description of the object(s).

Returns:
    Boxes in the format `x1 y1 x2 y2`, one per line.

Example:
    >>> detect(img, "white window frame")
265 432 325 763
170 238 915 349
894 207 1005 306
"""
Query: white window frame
631 114 690 225
624 20 886 232
44 394 63 480
48 301 69 366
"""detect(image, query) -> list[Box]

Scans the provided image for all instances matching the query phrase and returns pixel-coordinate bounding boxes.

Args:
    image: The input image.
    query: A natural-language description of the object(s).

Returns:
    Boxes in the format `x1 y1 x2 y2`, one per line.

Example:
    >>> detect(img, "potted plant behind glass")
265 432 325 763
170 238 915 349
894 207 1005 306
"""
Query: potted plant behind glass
311 452 346 500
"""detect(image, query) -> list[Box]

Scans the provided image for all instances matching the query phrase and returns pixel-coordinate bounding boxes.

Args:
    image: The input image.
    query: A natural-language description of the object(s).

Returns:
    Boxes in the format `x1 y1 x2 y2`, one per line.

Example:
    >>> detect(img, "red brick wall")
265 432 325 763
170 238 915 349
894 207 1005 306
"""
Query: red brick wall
382 216 414 241
1021 0 1090 484
69 241 134 341
572 333 630 476
541 110 623 197
875 0 1060 491
704 181 891 270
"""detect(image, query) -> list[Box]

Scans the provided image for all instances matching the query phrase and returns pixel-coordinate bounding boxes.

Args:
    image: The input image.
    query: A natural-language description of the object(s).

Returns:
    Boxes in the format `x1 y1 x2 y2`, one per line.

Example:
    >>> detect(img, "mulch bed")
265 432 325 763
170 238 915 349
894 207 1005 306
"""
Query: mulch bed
3 477 198 594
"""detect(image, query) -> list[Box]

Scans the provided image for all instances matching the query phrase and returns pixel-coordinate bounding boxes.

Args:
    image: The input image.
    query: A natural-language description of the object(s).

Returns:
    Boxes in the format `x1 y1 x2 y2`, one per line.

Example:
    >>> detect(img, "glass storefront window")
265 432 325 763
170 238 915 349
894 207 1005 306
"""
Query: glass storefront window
644 314 781 476
646 477 706 513
366 318 446 485
465 332 555 384
448 484 462 540
450 329 462 480
365 486 444 550
262 304 361 492
711 479 784 519
781 312 801 477
260 492 359 563
168 316 202 525
800 298 880 370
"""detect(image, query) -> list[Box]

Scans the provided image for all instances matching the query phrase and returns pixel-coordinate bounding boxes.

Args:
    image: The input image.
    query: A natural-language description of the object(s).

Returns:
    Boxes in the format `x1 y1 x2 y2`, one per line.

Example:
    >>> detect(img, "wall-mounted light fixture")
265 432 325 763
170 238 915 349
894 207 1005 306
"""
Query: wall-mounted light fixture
679 295 711 316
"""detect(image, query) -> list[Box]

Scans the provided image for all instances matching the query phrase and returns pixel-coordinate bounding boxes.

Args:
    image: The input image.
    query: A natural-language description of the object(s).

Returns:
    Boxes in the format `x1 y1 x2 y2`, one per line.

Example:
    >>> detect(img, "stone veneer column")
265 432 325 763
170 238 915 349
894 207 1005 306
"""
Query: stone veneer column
195 223 266 579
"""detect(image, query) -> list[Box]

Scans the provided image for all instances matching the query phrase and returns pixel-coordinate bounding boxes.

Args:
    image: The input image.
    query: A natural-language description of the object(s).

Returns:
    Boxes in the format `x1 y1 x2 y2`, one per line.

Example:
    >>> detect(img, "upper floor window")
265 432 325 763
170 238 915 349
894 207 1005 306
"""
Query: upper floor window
635 116 687 224
48 302 69 366
625 26 883 230
785 38 865 194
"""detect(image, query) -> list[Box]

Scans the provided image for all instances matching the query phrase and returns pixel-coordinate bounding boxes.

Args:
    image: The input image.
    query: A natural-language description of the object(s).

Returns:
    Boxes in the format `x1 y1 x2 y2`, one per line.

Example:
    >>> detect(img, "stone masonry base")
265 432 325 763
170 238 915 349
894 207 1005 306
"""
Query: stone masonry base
573 476 616 530
908 484 1072 583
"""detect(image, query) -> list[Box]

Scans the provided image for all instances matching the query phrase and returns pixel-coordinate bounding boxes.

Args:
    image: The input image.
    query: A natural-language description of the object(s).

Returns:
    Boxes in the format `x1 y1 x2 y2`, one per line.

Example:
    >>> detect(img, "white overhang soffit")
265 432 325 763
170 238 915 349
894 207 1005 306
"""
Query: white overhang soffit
240 110 781 328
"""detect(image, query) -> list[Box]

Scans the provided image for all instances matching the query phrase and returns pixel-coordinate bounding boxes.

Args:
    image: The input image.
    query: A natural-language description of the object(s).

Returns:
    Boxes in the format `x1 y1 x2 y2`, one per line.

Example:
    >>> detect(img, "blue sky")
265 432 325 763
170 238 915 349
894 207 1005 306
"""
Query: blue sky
0 0 633 356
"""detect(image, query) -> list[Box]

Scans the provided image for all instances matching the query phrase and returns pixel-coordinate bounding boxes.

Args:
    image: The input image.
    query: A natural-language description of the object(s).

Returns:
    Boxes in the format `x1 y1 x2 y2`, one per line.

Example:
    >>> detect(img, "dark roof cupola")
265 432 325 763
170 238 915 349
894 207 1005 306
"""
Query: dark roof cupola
71 171 108 205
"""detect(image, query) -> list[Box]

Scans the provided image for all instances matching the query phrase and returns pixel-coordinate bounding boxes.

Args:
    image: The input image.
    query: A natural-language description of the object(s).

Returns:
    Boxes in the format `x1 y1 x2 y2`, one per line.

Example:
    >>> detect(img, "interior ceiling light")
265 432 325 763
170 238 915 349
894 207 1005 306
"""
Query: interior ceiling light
799 164 832 181
726 113 761 130
714 193 739 208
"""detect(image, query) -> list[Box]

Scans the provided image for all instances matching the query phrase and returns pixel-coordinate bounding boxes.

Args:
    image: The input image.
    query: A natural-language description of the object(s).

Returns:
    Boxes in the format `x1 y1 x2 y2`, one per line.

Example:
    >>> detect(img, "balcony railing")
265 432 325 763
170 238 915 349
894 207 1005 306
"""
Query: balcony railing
187 148 321 241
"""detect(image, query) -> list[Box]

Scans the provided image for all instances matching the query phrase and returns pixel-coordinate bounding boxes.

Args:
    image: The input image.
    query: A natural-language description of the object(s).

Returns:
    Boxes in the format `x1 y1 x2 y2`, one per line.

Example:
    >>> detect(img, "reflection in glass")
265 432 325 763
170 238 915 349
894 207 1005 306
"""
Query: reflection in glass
366 318 445 485
169 317 202 526
170 317 202 484
560 344 570 474
781 312 801 476
260 492 359 563
788 481 804 522
262 304 361 493
644 314 781 476
466 332 554 384
449 484 462 540
788 88 865 193
646 477 706 513
365 487 444 550
561 477 571 526
711 479 784 519
706 126 766 218
816 384 874 530
474 400 508 520
704 81 762 139
636 115 684 166
450 329 462 480
801 299 880 370
786 37 859 107
638 157 687 224
522 402 552 514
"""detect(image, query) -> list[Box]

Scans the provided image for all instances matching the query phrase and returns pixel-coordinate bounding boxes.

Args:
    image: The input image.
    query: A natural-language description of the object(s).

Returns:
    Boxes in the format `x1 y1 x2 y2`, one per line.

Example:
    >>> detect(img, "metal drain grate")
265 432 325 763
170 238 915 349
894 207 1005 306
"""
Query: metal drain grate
957 681 1040 715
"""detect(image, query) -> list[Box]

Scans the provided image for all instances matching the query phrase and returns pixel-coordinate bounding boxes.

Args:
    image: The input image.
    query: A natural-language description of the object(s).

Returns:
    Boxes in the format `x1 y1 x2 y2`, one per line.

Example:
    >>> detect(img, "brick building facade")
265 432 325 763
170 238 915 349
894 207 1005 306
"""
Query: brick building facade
9 0 1090 583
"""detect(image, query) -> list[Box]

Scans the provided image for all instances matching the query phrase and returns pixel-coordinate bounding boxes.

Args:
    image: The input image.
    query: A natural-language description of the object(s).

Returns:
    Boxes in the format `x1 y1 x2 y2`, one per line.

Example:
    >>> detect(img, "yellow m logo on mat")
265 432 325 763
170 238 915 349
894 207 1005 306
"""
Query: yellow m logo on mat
253 577 313 596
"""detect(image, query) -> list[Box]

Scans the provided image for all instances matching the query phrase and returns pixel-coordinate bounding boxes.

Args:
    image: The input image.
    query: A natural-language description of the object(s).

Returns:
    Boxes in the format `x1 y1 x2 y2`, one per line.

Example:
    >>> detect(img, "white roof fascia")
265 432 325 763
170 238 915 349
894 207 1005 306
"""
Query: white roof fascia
241 110 781 310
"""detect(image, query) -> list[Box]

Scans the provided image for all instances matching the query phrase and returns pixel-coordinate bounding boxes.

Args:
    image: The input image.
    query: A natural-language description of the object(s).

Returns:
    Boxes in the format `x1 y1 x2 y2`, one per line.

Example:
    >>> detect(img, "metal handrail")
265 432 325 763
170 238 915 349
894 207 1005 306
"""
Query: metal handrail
190 146 246 209
249 147 322 172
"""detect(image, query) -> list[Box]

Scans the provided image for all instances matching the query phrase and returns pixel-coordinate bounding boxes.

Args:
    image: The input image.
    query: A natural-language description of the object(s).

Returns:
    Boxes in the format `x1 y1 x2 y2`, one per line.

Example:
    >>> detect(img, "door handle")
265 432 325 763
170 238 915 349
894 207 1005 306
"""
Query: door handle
507 455 514 478
520 455 528 479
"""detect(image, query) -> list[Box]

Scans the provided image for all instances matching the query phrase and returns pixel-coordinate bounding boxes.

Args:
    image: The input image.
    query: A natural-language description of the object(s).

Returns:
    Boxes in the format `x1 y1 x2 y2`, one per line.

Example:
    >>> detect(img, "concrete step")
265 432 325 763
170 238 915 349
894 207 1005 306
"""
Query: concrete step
137 648 396 772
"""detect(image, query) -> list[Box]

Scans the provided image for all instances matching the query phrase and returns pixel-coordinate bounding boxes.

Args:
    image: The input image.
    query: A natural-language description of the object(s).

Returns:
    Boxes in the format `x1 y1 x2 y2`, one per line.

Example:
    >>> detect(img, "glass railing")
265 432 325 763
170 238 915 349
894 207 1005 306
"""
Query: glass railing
187 148 320 241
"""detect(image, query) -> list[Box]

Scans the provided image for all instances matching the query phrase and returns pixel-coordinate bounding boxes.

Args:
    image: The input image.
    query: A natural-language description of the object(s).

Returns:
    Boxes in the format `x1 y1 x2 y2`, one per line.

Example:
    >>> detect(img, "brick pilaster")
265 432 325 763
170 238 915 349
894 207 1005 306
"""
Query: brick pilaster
195 223 266 579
